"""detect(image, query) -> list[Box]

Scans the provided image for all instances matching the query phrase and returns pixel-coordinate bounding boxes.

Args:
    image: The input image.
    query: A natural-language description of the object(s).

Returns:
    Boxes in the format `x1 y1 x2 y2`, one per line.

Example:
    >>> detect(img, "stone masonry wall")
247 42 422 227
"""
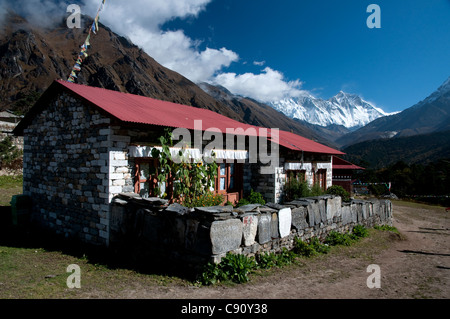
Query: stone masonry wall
23 92 113 245
109 193 393 268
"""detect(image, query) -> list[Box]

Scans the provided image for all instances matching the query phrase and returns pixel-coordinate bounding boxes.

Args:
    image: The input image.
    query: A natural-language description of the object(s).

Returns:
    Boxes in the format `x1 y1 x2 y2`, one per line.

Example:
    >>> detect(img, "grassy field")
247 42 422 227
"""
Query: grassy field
0 175 23 206
0 182 445 299
0 225 399 299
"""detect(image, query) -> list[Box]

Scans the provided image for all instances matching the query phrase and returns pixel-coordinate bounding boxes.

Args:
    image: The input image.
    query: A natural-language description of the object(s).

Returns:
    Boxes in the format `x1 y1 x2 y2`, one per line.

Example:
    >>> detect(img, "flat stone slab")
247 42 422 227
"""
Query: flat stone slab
165 203 190 216
210 219 243 255
291 206 309 231
194 205 234 220
271 212 279 239
257 213 272 244
258 206 278 214
234 204 261 214
278 207 292 238
241 214 259 246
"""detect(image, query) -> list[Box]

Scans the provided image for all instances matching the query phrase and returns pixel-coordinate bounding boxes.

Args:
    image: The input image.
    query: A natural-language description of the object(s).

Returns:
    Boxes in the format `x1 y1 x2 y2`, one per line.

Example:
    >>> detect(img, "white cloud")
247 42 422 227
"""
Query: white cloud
213 67 306 102
82 0 238 82
1 0 70 28
2 0 308 102
79 1 308 101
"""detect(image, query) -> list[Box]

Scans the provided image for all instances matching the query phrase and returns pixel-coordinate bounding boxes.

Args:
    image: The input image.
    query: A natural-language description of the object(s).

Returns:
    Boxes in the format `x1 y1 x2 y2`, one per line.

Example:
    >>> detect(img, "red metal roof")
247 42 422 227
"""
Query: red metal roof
333 157 365 170
270 130 344 155
19 79 344 155
56 79 260 136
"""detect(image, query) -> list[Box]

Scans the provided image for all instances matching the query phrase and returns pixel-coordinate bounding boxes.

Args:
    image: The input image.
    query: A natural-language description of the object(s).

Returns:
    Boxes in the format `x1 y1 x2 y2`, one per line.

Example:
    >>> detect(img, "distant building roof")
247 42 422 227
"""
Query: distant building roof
15 79 344 155
333 157 365 170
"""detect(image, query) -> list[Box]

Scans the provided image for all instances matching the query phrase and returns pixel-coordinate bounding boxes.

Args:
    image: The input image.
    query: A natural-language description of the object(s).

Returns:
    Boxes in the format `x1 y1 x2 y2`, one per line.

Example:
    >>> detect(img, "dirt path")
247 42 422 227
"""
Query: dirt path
82 201 450 299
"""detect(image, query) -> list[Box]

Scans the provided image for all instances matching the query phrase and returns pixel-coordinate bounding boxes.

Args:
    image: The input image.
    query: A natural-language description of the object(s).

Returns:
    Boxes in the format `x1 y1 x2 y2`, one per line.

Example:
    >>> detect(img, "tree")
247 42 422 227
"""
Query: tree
0 136 23 172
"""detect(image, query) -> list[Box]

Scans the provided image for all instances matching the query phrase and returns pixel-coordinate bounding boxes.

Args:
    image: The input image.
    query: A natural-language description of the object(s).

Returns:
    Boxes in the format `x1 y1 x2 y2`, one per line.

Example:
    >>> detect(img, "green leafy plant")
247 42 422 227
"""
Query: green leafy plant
220 253 256 284
324 231 354 246
236 189 265 207
374 224 399 233
151 129 218 206
198 253 257 285
277 248 297 266
309 237 330 254
198 262 225 286
310 183 325 197
284 172 310 201
247 189 266 205
293 237 317 257
326 185 351 202
236 198 251 207
255 252 278 269
351 225 369 239
184 192 224 208
0 136 23 171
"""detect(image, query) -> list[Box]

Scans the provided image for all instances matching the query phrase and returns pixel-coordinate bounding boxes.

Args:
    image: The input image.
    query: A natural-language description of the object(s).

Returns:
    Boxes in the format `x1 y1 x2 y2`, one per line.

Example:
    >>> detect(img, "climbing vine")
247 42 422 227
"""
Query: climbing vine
151 129 220 207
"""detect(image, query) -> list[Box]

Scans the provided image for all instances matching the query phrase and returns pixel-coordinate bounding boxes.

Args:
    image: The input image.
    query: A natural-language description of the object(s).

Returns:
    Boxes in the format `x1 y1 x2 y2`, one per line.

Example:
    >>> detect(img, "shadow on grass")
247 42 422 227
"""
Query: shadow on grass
0 211 201 282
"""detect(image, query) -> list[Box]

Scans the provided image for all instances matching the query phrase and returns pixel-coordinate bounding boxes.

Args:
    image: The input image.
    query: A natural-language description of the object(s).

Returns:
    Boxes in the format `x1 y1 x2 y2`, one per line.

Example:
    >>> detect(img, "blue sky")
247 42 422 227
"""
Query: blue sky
159 0 450 112
3 0 449 113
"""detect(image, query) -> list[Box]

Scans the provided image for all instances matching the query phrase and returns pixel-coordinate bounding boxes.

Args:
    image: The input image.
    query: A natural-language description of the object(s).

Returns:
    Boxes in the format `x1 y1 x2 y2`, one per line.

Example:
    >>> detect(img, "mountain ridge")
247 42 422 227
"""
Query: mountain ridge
269 91 394 130
0 12 332 146
337 76 450 148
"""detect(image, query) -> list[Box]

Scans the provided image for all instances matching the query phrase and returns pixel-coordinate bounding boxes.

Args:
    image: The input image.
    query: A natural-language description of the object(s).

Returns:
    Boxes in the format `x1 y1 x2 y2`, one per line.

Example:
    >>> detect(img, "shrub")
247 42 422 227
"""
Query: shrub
310 183 325 197
247 189 266 205
184 192 224 208
236 198 251 207
351 225 369 239
256 252 278 269
219 253 256 284
236 189 265 207
309 237 330 254
293 237 317 257
0 137 23 171
324 231 354 246
284 173 310 201
277 248 297 266
198 253 257 285
326 185 351 202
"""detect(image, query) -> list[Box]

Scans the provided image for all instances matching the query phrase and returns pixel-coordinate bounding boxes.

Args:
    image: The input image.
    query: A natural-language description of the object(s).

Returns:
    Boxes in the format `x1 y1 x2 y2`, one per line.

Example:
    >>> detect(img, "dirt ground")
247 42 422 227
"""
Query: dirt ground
80 200 450 299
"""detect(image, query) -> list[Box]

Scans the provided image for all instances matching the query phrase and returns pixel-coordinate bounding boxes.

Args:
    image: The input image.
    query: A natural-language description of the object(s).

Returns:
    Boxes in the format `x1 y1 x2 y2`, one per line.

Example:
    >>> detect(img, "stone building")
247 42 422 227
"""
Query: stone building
332 156 365 194
14 79 344 246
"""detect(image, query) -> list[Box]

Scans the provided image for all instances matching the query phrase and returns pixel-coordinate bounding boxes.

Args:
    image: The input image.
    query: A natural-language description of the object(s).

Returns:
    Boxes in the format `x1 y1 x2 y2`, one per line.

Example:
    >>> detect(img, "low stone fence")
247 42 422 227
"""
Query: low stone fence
109 193 393 268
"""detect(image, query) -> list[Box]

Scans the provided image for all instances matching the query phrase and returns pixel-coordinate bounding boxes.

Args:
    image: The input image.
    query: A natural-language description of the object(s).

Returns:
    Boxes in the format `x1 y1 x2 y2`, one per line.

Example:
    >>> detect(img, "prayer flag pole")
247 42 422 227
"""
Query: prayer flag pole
67 0 107 83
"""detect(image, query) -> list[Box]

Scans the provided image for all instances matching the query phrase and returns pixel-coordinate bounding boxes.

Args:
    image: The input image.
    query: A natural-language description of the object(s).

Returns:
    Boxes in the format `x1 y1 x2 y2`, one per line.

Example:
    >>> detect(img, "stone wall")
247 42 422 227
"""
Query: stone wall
246 151 333 204
22 92 113 245
109 193 393 267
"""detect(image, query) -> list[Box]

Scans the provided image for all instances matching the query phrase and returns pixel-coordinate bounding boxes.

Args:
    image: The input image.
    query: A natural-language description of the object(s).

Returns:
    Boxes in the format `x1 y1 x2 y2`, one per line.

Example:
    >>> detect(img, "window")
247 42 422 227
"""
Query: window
134 158 159 197
287 170 306 183
314 169 327 191
215 162 242 194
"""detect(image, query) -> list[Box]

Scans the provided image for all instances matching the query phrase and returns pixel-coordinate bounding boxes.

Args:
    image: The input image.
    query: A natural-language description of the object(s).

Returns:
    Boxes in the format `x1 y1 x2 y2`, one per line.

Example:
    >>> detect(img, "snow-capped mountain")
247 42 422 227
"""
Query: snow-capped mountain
336 76 450 147
269 92 393 129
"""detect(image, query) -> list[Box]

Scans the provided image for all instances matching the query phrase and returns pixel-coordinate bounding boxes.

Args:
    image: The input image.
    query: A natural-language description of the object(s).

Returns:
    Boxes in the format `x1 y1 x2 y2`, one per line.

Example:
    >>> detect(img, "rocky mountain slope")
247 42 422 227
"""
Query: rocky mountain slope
0 12 333 146
337 77 450 147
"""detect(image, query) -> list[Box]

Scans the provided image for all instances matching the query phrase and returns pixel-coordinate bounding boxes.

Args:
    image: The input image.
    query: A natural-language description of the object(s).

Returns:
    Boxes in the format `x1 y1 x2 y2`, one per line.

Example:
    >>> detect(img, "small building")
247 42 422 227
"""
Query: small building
14 79 343 246
332 156 365 194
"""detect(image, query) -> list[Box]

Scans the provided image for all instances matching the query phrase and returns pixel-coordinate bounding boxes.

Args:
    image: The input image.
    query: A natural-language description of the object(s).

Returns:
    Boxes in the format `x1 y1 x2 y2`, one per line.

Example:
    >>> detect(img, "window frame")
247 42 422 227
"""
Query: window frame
215 161 243 195
134 157 159 197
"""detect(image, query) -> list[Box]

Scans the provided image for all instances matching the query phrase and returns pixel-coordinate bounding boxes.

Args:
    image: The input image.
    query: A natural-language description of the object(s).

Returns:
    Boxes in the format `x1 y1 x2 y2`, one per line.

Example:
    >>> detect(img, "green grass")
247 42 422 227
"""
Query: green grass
0 175 23 206
0 229 190 299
